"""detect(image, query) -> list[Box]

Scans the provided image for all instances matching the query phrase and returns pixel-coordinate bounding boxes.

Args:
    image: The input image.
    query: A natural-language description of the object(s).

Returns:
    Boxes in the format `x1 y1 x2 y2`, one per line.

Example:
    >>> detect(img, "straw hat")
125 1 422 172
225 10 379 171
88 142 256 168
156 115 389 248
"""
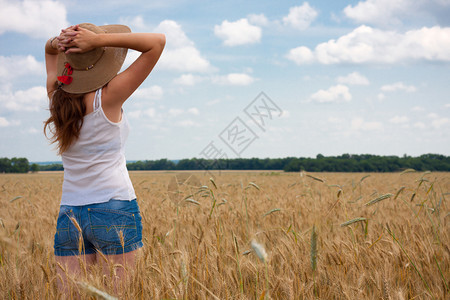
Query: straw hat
56 23 130 94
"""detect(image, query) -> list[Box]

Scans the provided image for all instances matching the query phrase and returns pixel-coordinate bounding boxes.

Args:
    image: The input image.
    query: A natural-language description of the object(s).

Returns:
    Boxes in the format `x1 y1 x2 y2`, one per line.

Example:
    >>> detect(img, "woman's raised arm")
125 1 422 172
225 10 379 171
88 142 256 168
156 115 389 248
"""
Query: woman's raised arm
59 26 166 107
45 36 59 95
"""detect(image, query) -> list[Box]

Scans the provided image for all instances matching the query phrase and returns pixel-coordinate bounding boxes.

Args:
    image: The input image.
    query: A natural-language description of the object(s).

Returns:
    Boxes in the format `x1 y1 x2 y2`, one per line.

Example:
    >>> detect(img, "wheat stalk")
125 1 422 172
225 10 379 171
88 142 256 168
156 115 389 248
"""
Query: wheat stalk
306 174 324 182
385 224 431 294
394 186 405 200
77 282 117 300
382 275 391 300
233 234 244 294
263 208 281 217
365 194 393 206
310 225 317 272
340 217 367 227
9 196 23 202
400 169 416 175
184 198 200 205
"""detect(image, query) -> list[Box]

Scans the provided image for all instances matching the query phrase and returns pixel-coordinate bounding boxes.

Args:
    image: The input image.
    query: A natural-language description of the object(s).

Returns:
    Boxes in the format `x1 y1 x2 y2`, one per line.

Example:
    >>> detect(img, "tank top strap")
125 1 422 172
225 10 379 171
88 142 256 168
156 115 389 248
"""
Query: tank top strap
93 89 102 111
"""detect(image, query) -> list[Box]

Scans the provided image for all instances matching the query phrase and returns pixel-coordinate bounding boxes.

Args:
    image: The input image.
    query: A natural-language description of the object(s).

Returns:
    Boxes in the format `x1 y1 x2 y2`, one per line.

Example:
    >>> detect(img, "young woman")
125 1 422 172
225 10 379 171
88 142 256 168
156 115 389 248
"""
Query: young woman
44 23 165 294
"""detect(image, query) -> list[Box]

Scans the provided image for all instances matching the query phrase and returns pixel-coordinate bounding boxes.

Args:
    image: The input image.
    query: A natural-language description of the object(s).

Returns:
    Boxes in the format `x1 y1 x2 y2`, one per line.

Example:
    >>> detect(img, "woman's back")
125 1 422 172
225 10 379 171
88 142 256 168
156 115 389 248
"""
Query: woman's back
61 89 136 206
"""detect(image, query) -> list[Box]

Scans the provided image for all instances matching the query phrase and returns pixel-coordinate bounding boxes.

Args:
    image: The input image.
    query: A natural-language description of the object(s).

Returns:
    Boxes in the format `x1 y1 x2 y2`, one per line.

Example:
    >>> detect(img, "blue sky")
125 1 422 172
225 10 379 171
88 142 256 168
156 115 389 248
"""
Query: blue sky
0 0 449 162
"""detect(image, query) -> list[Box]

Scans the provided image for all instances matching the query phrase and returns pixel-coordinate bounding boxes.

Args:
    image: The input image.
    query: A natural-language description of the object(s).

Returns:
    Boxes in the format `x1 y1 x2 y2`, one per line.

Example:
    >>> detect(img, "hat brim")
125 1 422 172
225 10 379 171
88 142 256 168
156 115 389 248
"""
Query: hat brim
57 24 131 94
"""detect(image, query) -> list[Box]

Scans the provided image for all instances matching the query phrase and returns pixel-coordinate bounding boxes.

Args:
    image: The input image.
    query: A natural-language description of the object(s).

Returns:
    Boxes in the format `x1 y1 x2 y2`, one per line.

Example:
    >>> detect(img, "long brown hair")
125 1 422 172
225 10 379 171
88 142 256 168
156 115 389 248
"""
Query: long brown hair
44 89 86 155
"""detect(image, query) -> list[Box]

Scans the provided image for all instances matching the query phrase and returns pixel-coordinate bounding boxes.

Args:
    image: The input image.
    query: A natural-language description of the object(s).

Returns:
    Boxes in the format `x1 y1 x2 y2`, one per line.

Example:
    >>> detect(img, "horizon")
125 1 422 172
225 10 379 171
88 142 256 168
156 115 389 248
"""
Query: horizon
27 152 449 165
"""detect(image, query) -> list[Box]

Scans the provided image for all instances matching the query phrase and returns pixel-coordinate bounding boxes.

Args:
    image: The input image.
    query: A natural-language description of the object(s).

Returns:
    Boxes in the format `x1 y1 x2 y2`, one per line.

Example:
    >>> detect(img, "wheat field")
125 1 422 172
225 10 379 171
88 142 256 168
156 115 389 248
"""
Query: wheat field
0 170 448 299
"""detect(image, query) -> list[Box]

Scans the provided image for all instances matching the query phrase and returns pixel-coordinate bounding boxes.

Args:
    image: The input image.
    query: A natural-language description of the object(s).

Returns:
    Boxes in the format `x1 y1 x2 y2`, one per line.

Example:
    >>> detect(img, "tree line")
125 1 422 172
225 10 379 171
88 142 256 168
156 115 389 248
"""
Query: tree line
2 154 449 173
0 157 39 173
125 154 449 172
282 153 450 172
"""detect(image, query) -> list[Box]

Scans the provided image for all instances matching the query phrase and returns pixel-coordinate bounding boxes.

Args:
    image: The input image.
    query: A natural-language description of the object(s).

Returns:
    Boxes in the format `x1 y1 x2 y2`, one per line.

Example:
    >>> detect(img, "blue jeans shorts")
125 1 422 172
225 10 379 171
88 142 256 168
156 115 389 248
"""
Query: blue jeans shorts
54 199 143 256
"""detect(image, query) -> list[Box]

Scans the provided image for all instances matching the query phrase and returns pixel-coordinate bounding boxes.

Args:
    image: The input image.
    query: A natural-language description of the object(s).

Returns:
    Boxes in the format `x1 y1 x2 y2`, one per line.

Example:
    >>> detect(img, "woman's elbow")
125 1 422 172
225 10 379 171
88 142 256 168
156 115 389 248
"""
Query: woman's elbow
158 33 166 49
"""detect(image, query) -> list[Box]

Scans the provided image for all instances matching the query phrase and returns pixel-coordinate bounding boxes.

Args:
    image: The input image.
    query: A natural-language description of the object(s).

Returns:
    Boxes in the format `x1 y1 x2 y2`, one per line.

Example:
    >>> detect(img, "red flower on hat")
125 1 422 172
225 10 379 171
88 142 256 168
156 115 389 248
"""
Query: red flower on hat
57 63 73 85
57 75 73 85
65 63 73 75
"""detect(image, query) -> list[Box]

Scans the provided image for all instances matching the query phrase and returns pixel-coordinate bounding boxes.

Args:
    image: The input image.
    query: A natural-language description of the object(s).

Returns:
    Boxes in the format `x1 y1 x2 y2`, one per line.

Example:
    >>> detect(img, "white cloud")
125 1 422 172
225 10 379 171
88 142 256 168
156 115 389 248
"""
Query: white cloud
0 55 44 82
175 119 200 127
206 99 221 106
0 86 47 111
161 47 212 72
25 127 39 134
155 20 191 49
390 115 409 124
154 20 212 72
343 0 450 27
431 117 449 128
425 113 449 129
0 117 20 127
286 25 450 65
127 108 156 119
133 85 164 100
336 72 370 85
283 2 318 30
351 117 383 131
127 111 140 119
412 106 425 111
120 18 214 74
286 46 315 64
0 0 69 39
248 14 269 26
143 108 156 118
413 122 426 129
212 73 255 86
168 108 183 117
0 117 10 127
309 84 352 103
214 18 262 46
280 110 290 118
162 108 200 119
187 107 199 115
328 117 343 123
343 0 411 26
381 82 417 92
174 74 204 86
121 50 140 71
119 15 147 32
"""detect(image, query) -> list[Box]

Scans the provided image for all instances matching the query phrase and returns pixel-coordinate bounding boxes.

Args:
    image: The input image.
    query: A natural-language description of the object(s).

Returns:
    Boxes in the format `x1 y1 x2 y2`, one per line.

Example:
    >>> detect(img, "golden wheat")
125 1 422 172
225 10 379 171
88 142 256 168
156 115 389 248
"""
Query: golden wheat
0 171 448 299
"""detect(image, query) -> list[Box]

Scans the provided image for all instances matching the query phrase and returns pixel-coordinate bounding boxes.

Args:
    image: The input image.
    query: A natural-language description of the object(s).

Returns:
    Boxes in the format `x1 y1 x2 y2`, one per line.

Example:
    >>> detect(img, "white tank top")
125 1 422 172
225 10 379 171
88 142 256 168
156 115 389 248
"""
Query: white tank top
61 89 136 206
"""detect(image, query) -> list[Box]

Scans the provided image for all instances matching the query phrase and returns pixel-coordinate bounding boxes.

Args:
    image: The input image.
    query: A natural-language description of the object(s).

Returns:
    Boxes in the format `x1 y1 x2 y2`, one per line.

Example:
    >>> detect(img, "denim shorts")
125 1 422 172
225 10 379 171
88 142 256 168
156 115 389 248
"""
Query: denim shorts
54 199 143 256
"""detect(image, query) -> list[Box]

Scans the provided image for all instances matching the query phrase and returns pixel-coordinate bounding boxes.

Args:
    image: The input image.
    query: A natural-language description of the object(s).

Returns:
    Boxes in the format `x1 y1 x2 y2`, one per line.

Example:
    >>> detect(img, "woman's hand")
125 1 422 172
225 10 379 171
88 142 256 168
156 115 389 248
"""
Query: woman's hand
55 25 78 52
57 25 99 54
